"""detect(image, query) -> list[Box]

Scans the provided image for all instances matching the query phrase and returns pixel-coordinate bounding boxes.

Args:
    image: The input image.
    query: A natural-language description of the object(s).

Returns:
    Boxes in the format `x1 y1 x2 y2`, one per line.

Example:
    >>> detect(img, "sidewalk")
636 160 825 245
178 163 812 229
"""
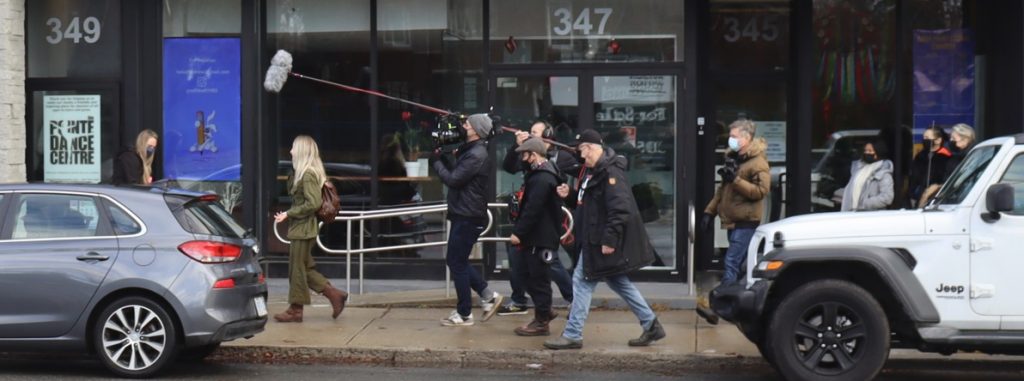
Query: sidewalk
213 279 1006 374
212 278 762 373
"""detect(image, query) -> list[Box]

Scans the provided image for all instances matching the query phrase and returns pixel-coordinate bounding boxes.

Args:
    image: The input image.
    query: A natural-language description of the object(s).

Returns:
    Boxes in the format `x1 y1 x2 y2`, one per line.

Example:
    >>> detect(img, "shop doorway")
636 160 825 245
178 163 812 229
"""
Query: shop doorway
488 65 688 281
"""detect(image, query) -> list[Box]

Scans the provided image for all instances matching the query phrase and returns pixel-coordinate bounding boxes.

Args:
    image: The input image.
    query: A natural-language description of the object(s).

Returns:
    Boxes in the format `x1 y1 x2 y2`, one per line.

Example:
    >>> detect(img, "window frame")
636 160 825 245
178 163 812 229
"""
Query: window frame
0 191 145 242
998 153 1024 216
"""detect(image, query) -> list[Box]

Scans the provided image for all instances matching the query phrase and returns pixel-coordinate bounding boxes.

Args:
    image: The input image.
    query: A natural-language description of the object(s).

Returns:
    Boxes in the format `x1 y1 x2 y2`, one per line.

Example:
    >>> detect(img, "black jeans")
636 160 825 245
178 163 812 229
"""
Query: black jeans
446 218 488 317
508 244 573 305
517 246 554 320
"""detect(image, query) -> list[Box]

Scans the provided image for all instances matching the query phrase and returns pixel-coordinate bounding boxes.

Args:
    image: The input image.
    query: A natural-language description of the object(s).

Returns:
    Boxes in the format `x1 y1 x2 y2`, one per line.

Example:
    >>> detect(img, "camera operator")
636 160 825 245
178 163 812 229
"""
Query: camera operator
696 119 770 325
431 113 504 326
496 121 577 317
508 137 563 336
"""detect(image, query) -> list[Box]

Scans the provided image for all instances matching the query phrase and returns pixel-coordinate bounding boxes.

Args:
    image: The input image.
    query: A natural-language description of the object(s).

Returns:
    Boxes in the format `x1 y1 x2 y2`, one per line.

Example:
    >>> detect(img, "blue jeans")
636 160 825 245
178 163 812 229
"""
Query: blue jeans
507 244 574 305
721 227 756 287
562 251 656 341
446 219 489 317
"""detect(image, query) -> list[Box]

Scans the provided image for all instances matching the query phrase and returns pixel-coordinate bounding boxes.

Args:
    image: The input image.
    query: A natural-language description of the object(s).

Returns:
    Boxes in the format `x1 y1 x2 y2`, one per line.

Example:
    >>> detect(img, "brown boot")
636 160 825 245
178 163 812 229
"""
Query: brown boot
273 303 303 323
514 311 557 336
322 283 349 319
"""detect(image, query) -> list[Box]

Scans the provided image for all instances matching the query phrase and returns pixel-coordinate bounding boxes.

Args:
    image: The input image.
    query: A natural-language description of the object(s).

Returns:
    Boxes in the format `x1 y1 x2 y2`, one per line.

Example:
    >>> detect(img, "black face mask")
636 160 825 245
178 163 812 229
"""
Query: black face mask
862 153 877 164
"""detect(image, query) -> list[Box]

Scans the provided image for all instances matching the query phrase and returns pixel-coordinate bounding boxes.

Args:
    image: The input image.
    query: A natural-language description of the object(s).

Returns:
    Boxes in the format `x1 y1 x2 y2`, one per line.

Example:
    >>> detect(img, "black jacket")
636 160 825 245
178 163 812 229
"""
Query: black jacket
502 143 579 183
434 139 491 223
513 160 563 250
565 147 655 280
112 149 144 185
910 146 952 194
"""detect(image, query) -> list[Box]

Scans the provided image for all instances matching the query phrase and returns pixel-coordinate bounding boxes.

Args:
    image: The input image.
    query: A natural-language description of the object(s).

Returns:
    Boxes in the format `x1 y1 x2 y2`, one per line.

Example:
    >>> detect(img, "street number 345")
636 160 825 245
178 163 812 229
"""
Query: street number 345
553 7 613 36
45 16 102 45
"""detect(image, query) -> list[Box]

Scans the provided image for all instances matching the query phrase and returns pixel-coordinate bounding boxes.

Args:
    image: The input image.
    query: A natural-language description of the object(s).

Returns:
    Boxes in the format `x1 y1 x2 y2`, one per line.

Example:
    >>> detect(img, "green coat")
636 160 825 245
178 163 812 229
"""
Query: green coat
286 172 323 240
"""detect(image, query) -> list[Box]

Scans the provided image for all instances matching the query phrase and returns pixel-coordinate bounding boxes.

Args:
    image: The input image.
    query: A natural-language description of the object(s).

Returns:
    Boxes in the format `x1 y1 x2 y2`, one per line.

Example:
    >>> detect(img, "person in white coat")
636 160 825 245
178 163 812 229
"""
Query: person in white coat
839 140 894 211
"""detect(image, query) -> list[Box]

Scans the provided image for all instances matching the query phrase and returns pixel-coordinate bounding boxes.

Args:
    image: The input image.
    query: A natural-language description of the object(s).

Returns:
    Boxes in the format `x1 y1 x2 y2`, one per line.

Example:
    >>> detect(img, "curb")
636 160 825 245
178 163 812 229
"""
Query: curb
210 345 770 374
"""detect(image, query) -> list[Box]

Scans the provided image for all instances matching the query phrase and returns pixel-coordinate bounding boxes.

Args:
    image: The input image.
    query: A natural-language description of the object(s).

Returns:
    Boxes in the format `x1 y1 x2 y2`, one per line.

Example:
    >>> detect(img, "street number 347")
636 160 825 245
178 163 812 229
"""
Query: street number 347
46 16 102 45
553 7 613 36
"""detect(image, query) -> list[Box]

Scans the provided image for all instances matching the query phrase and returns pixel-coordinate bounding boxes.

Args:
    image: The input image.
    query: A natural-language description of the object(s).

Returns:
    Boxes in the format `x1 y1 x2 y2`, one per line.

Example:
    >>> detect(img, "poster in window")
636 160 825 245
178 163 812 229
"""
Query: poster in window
162 37 241 181
912 29 974 139
43 94 101 183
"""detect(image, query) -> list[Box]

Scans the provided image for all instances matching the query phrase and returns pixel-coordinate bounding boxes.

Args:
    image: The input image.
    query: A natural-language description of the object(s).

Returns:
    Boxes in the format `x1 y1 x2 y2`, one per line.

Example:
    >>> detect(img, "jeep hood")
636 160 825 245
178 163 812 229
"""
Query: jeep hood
760 210 925 242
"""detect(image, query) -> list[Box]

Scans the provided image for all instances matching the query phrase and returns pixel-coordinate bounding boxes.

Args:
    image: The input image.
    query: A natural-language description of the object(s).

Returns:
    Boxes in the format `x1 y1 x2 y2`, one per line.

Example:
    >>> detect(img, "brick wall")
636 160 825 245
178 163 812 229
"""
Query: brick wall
0 0 24 183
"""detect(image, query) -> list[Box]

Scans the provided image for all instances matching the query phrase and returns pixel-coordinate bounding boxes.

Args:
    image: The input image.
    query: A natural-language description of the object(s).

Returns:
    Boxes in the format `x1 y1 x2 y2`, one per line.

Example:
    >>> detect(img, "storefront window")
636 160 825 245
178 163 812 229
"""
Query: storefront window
26 0 121 78
162 0 243 217
709 0 790 72
489 0 683 63
809 0 897 212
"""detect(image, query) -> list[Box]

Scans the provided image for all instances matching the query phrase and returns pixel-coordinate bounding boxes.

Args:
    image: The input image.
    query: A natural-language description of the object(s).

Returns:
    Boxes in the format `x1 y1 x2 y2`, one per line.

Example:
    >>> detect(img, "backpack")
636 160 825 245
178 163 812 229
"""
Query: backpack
317 181 341 224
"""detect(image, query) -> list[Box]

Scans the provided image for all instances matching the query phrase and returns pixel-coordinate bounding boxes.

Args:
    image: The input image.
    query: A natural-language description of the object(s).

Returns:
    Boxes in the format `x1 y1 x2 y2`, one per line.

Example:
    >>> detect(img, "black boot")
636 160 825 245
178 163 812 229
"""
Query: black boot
629 317 666 346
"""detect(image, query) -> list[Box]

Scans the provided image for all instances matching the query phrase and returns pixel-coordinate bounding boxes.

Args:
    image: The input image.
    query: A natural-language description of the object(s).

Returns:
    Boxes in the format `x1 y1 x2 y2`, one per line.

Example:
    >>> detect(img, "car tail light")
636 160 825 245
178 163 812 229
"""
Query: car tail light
212 278 236 289
179 241 242 263
258 273 266 284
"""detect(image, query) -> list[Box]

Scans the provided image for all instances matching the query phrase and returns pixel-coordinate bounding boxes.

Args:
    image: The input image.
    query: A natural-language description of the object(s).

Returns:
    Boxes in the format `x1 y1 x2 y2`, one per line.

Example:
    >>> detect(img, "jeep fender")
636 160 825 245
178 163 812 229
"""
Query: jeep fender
761 245 940 324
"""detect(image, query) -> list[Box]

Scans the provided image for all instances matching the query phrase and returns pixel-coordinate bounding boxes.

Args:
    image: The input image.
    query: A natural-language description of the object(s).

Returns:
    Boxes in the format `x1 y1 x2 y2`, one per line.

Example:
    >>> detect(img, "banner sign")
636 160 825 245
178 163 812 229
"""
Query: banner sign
912 29 974 139
162 37 241 181
43 94 101 183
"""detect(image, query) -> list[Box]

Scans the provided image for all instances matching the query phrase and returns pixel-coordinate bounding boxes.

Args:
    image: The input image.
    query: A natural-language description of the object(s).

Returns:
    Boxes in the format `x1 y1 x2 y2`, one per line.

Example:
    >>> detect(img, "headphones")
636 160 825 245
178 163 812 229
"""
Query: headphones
535 120 554 139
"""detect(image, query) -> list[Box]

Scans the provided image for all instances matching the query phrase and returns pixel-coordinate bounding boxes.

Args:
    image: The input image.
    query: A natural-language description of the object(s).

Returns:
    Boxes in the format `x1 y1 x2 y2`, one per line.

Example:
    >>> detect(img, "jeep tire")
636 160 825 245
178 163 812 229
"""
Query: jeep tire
766 279 889 381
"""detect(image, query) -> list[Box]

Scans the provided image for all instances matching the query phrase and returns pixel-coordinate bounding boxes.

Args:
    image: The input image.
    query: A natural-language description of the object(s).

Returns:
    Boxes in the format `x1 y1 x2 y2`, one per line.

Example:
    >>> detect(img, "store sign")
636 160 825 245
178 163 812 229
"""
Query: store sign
594 76 673 104
552 7 613 36
162 38 241 181
26 0 120 78
759 121 786 163
43 95 101 183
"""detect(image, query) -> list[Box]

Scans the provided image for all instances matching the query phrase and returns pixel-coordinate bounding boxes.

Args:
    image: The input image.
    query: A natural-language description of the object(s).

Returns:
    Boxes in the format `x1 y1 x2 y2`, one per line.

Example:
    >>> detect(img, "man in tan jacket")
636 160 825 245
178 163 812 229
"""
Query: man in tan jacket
697 119 770 324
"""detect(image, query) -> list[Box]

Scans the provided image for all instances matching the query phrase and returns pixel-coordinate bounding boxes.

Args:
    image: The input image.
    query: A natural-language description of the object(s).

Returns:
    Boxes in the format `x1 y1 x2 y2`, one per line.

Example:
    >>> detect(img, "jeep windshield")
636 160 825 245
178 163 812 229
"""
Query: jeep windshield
932 145 999 206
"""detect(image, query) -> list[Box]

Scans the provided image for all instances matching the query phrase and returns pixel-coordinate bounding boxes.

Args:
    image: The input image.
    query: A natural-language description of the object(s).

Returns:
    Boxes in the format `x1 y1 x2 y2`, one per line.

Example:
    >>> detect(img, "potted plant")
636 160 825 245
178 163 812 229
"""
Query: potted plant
401 126 430 177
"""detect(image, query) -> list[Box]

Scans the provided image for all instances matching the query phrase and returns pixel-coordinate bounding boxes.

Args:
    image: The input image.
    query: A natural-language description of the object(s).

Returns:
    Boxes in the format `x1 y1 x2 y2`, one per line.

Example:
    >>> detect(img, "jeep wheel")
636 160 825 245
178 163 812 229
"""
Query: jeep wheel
766 279 889 381
93 296 178 378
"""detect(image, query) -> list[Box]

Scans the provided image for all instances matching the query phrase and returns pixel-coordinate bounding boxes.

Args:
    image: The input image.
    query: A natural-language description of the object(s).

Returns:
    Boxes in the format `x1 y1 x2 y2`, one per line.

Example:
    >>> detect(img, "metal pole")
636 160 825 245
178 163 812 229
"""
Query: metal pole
445 218 451 298
359 219 365 294
346 219 352 293
688 202 696 296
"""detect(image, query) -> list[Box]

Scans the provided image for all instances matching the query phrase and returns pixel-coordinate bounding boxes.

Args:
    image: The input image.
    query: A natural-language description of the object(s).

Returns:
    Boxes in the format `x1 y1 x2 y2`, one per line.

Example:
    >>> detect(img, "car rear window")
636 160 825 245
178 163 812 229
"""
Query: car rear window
165 195 247 239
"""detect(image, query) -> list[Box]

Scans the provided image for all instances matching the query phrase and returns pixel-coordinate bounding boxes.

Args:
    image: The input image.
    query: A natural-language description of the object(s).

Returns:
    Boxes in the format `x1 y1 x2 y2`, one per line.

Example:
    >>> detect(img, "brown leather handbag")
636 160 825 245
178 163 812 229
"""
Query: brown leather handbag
317 181 341 224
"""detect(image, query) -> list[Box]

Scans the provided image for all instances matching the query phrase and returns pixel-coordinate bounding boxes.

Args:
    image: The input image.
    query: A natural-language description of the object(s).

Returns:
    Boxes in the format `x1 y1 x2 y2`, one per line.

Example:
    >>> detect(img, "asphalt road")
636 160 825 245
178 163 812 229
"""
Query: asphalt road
1 356 1024 380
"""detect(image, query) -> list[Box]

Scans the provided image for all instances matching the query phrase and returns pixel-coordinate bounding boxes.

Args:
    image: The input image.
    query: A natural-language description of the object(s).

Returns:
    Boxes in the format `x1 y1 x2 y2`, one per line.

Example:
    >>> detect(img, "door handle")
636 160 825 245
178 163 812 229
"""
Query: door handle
77 252 110 262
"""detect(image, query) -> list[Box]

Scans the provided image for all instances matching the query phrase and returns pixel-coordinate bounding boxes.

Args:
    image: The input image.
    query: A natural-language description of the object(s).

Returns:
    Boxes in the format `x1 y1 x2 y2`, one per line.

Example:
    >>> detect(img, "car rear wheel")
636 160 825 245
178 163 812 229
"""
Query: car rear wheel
93 296 178 378
766 279 889 381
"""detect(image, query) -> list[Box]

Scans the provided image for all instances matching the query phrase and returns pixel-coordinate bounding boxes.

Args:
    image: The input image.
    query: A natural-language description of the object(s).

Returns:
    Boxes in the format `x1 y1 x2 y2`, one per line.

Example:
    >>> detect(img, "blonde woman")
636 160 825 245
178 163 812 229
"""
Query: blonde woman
113 129 158 185
273 135 348 323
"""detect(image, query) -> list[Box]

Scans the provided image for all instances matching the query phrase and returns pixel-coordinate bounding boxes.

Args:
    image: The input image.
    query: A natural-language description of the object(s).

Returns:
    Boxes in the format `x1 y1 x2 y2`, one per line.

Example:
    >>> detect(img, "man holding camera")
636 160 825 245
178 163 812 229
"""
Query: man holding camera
508 137 563 336
497 121 577 317
697 119 770 325
431 113 504 326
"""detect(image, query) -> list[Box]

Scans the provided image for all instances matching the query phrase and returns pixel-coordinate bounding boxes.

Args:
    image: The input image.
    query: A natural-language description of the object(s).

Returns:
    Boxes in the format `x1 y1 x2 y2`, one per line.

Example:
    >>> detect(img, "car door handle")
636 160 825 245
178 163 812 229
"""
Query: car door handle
77 252 110 262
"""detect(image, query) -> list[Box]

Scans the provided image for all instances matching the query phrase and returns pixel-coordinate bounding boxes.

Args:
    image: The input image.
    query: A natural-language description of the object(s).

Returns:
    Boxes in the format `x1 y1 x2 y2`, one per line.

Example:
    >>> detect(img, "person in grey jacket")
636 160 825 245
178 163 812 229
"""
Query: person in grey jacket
839 140 894 211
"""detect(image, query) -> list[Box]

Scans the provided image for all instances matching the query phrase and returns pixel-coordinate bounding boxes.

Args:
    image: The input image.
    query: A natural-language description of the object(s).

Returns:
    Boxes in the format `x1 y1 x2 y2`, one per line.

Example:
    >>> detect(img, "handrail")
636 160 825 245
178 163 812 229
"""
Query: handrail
271 202 575 295
688 202 696 296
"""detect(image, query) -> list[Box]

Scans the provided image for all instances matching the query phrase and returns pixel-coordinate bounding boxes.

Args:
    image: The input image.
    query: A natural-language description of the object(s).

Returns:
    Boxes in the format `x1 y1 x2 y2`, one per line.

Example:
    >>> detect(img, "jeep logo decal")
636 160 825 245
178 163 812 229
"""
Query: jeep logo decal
936 283 965 294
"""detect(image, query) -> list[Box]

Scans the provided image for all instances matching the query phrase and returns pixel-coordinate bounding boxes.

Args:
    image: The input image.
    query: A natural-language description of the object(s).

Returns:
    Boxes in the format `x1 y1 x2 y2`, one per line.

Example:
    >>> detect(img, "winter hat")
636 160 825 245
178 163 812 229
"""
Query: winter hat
515 137 547 156
571 129 604 146
466 113 493 138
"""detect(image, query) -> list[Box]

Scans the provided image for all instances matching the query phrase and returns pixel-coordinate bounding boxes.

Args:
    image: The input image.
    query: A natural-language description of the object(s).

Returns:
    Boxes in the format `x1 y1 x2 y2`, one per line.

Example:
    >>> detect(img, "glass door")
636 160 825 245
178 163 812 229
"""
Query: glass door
489 69 684 278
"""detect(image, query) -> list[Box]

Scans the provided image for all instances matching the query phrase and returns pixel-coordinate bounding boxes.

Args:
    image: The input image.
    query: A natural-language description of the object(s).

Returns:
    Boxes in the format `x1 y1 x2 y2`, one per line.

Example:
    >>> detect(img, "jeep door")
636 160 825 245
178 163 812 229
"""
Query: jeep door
0 192 120 338
970 147 1024 319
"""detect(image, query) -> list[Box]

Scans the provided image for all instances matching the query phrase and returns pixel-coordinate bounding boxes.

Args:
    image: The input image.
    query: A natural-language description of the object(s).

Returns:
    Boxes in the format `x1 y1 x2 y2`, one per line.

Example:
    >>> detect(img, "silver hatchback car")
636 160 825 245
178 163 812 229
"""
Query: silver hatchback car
0 184 268 377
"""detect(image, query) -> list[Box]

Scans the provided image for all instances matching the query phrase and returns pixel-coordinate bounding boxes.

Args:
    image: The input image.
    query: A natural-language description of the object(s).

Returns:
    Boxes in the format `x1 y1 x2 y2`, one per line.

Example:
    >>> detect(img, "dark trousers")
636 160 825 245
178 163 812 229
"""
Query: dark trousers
446 218 488 317
518 246 554 320
507 244 574 305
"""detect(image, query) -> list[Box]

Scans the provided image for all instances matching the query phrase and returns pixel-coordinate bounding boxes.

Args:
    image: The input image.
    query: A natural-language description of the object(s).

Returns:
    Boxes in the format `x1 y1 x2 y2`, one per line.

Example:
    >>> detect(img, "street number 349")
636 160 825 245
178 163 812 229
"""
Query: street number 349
46 16 102 45
553 7 613 36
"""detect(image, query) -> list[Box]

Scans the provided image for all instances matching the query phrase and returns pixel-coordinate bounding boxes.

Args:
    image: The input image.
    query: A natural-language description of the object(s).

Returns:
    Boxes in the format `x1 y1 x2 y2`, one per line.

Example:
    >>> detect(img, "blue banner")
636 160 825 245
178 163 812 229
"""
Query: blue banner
912 29 974 140
162 38 241 181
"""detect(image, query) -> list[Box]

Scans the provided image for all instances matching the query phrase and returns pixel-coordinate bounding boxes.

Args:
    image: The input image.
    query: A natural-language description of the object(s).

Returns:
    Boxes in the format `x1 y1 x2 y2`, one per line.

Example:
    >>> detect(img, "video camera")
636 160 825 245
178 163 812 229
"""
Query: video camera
430 113 504 151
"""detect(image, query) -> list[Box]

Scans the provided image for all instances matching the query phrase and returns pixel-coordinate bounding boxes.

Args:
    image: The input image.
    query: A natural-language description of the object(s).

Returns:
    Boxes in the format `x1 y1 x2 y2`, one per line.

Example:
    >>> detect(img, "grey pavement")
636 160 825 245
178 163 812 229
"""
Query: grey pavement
215 278 1024 376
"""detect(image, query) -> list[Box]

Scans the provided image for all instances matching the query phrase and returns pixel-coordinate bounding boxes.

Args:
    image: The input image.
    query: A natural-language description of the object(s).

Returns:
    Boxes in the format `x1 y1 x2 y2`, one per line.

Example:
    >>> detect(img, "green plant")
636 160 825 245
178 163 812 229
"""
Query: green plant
402 127 426 159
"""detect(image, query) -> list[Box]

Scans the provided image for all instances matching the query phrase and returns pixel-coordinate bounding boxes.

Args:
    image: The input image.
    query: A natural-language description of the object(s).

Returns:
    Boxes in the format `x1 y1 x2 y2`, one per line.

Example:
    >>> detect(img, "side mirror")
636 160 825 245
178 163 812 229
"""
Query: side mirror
982 183 1015 222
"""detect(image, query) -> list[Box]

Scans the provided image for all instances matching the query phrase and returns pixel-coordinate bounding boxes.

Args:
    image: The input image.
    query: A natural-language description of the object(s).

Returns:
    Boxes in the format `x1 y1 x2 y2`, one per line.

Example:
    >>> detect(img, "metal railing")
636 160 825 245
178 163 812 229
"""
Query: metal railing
273 203 573 297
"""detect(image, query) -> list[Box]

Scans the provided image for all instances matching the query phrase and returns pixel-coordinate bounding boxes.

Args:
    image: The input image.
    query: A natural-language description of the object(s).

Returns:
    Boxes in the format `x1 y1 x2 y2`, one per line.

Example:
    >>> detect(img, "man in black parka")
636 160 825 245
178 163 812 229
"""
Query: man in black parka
544 129 665 350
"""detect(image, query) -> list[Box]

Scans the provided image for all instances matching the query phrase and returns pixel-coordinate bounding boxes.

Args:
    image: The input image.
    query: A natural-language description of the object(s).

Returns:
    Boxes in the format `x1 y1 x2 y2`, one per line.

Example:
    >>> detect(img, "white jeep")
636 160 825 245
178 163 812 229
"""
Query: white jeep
711 134 1024 381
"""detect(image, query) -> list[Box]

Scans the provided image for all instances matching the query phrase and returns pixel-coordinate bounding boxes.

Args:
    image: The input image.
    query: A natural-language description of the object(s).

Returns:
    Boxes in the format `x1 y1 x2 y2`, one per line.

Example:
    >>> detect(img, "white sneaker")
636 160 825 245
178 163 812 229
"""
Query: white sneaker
440 310 474 326
480 292 504 322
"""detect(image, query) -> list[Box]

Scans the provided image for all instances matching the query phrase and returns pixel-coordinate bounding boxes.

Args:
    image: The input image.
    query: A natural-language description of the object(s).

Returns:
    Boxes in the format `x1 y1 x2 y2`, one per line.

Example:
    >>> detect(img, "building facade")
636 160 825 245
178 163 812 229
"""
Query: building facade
9 0 1024 282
